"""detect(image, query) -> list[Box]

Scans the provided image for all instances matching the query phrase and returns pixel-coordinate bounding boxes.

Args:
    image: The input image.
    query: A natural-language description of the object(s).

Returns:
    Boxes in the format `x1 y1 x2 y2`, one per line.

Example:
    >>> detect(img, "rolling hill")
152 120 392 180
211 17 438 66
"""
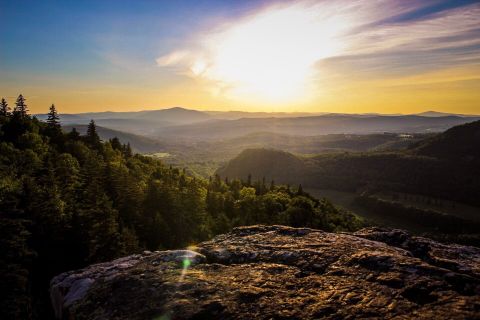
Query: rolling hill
156 114 480 140
217 120 480 206
412 120 480 160
37 108 480 141
63 125 166 153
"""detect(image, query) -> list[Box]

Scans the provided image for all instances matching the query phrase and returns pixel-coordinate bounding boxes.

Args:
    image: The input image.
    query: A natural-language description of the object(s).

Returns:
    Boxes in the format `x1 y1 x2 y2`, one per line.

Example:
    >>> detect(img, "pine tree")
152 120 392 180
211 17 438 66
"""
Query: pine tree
14 94 28 118
0 98 9 116
47 104 60 127
86 119 101 148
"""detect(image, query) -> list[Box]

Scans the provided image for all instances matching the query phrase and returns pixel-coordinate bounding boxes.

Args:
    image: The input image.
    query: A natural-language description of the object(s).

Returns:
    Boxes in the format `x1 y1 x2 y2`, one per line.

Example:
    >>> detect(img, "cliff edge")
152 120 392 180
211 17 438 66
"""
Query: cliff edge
51 225 480 319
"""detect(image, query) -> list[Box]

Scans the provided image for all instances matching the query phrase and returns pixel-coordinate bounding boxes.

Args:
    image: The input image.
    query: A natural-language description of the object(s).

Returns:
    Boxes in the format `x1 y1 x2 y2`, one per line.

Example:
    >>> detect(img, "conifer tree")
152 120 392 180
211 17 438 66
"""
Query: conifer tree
14 94 28 117
86 119 101 147
47 104 60 127
0 98 9 116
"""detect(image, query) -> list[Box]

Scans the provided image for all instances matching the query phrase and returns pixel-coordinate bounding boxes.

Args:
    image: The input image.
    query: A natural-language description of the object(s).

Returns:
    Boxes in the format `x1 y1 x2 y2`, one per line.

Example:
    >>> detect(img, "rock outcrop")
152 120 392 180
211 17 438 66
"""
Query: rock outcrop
50 225 480 319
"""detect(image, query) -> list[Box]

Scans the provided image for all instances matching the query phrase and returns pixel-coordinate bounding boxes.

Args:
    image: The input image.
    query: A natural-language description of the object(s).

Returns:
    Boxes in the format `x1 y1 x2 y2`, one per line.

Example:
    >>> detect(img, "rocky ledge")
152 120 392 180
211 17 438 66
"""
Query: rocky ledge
51 225 480 319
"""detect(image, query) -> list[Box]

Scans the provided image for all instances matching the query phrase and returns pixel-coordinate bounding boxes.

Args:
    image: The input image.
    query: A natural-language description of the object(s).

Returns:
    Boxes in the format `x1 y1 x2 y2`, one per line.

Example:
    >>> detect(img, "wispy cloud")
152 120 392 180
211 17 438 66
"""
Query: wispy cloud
155 0 480 104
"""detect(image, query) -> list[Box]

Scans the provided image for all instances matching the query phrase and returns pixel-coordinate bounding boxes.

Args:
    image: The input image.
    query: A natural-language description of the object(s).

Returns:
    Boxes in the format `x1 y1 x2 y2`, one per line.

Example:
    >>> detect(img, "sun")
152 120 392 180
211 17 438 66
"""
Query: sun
192 4 350 104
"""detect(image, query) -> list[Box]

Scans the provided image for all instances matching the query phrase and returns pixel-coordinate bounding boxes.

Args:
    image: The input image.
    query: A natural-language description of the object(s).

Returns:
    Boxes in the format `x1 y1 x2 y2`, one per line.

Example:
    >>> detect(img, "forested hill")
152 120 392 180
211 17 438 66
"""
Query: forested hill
217 120 480 206
411 120 480 160
0 96 361 320
63 124 165 153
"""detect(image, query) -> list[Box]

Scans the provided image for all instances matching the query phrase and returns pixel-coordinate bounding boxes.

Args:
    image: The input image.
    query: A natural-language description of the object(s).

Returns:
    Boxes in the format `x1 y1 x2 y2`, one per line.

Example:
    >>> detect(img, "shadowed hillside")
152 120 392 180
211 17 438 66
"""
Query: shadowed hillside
217 120 480 204
216 148 306 184
412 120 480 160
216 120 480 245
63 125 165 153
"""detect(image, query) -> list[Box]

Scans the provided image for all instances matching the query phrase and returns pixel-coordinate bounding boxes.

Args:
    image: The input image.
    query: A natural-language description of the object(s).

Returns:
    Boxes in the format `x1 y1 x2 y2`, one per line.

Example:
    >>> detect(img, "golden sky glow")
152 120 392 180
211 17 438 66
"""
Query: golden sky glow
1 0 479 114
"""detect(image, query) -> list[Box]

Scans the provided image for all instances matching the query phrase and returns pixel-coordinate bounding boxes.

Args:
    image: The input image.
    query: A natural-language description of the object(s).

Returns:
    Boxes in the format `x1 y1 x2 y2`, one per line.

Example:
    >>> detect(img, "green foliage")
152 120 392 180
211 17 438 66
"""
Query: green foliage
0 97 363 319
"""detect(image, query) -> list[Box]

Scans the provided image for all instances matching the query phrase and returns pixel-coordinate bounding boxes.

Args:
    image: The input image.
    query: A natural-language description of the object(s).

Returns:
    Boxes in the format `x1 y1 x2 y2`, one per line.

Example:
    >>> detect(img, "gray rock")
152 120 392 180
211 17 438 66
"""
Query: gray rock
50 225 480 319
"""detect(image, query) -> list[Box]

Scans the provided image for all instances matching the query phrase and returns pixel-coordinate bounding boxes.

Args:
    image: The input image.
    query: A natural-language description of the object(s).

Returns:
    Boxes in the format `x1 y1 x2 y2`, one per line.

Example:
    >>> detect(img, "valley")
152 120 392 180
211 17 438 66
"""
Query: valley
44 107 480 245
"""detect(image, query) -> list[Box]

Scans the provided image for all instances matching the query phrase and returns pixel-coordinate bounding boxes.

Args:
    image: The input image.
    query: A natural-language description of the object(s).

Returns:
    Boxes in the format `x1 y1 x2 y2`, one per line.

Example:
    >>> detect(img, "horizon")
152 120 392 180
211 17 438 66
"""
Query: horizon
1 0 479 115
30 105 480 117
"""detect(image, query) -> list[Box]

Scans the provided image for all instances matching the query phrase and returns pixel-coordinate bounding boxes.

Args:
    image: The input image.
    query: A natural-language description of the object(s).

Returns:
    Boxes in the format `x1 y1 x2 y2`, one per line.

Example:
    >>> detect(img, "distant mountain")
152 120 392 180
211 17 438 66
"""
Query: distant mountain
63 125 165 153
132 107 212 124
36 108 480 140
205 110 325 119
416 111 479 117
45 107 212 124
157 114 480 140
36 107 213 136
93 118 172 136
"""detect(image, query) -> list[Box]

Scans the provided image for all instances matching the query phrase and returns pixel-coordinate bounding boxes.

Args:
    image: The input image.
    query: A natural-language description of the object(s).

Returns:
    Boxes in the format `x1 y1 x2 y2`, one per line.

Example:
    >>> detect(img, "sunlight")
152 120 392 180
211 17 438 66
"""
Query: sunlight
193 4 351 104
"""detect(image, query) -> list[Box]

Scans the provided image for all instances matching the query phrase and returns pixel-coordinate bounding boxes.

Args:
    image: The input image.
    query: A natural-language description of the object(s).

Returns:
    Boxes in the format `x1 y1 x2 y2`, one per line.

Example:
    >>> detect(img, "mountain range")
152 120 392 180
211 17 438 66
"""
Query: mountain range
36 107 480 141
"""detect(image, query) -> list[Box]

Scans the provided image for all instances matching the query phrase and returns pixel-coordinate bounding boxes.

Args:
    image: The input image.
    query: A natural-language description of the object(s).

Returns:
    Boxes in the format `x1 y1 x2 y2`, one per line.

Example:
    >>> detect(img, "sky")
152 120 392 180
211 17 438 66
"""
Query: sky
0 0 479 114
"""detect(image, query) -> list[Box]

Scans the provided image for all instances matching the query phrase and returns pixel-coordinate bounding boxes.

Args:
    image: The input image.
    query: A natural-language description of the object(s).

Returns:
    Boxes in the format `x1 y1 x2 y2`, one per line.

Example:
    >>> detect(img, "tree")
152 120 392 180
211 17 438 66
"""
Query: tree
0 98 9 116
68 128 80 140
109 137 122 151
14 94 28 118
47 104 60 127
123 142 132 157
45 104 63 147
85 120 101 148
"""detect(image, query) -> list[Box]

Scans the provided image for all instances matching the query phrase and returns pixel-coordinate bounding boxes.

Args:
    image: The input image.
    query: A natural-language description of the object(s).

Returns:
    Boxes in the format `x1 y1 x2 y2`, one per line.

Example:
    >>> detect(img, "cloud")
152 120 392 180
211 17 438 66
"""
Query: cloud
156 50 190 67
156 0 480 102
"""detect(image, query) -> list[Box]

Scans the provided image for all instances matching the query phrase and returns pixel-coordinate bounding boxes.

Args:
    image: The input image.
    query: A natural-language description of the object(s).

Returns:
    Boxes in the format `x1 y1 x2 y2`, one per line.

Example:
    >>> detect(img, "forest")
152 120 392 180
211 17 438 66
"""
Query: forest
0 95 362 319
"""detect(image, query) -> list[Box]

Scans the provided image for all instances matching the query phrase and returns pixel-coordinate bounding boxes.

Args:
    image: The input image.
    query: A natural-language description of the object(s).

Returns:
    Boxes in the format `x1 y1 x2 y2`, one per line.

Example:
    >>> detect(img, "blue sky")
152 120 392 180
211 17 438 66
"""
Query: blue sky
1 0 479 114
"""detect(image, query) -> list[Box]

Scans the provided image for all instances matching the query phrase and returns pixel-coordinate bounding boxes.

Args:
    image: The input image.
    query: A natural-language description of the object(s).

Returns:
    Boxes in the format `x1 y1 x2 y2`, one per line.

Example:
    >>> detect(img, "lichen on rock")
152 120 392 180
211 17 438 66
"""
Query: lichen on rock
50 225 480 319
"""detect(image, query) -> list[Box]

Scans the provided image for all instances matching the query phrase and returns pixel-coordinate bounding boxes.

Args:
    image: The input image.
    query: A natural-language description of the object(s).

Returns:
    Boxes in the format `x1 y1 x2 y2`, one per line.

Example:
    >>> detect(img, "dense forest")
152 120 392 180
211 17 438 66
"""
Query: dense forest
216 122 480 245
217 119 480 207
0 95 362 319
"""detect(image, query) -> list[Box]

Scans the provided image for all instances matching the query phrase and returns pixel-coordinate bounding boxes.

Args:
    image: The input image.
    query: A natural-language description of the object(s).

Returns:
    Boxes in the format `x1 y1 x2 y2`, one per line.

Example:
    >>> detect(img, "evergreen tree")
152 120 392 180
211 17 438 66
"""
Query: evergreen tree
109 137 122 151
0 98 9 116
47 104 60 127
45 104 63 147
85 119 101 148
14 94 28 118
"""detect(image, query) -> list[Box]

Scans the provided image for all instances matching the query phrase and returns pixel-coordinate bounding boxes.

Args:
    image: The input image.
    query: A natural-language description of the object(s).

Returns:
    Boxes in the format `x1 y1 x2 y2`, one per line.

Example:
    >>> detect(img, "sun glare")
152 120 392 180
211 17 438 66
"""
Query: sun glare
190 4 351 104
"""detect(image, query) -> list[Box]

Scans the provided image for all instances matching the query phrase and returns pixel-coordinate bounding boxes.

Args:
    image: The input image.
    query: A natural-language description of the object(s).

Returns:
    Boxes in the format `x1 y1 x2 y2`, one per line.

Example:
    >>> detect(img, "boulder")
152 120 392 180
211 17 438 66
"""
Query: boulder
50 225 480 319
